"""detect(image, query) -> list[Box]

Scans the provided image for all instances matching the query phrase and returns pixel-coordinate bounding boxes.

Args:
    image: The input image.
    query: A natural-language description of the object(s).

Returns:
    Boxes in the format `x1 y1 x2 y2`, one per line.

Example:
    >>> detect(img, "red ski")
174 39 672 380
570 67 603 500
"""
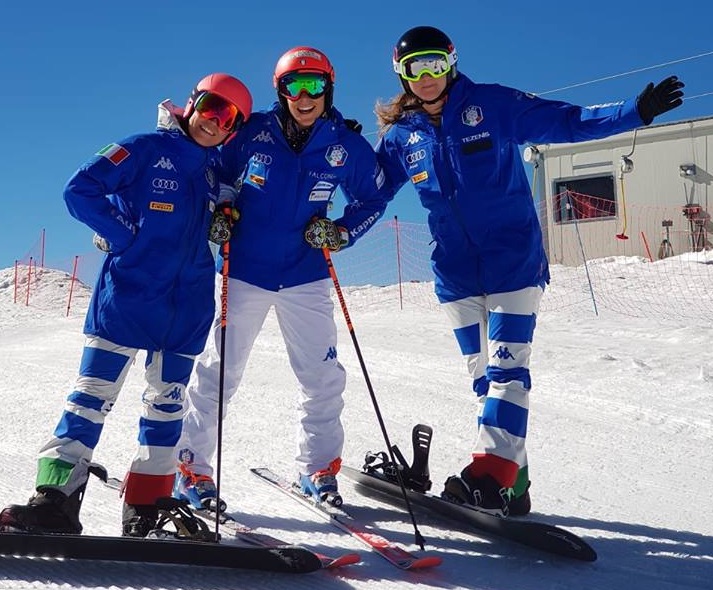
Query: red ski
250 467 441 570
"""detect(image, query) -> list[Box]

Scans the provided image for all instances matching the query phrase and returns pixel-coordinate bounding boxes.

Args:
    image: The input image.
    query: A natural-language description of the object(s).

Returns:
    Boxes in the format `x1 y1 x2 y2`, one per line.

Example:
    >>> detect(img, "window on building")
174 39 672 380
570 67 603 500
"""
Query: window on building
553 175 616 223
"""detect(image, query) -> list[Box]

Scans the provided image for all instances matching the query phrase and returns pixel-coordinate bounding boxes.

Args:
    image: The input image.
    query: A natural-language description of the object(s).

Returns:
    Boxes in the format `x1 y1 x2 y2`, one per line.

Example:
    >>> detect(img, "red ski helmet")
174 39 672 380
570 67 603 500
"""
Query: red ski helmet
184 73 253 142
273 47 335 110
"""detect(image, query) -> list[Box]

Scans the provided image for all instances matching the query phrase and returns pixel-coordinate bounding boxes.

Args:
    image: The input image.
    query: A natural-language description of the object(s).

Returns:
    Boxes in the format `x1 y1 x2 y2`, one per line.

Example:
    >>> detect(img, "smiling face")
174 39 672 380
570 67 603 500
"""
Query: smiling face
407 73 448 112
186 111 232 147
285 93 325 129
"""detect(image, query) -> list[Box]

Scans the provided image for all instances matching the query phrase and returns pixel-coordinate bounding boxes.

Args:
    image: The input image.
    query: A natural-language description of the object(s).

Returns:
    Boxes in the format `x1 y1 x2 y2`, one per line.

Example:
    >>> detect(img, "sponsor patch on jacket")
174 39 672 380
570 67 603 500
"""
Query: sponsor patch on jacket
462 105 484 127
150 201 174 212
152 178 179 191
411 171 428 184
461 138 493 155
97 143 130 165
309 181 335 201
248 173 265 186
325 145 348 167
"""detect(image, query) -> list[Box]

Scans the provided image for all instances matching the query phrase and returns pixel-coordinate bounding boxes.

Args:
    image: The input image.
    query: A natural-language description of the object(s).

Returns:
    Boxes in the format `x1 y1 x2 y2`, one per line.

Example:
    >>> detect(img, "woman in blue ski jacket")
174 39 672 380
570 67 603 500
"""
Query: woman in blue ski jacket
0 74 253 538
173 47 394 509
375 26 684 515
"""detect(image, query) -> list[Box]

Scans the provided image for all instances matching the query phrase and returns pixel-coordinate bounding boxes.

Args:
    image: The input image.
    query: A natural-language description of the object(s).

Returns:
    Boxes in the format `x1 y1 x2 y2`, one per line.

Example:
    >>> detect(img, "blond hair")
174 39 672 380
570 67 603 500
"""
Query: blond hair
374 92 424 137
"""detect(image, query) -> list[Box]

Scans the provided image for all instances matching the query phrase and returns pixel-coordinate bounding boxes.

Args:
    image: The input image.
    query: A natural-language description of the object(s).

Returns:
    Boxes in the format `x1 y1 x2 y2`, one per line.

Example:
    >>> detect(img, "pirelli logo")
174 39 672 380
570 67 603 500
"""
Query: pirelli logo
411 171 428 184
149 201 174 212
249 174 265 186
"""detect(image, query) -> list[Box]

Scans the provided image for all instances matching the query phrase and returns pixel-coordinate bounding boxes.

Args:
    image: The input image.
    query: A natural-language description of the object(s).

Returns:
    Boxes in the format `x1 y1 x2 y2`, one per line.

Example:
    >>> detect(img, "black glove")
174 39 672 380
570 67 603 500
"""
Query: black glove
344 119 363 134
304 218 349 251
208 205 240 245
636 76 684 125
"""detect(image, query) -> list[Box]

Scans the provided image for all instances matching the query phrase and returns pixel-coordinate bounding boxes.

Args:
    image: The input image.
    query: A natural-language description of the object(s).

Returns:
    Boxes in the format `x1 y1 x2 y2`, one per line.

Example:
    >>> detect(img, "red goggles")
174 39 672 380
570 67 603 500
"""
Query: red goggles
194 92 244 132
277 72 330 101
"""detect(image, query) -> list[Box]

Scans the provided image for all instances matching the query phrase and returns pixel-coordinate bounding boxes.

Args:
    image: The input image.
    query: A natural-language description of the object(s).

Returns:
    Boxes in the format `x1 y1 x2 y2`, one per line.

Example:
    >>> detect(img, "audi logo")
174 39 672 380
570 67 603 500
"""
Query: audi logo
405 149 427 164
252 152 273 165
152 178 179 191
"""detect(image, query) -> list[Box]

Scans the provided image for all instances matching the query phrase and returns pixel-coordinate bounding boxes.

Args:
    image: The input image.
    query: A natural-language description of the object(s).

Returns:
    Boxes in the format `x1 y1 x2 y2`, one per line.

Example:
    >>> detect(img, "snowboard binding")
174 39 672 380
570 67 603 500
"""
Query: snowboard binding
151 497 217 542
363 424 433 493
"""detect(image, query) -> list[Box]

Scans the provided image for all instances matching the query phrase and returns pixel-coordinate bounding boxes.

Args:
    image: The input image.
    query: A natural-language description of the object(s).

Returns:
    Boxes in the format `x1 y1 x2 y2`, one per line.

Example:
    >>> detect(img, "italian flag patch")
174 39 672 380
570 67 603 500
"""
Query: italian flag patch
97 143 130 165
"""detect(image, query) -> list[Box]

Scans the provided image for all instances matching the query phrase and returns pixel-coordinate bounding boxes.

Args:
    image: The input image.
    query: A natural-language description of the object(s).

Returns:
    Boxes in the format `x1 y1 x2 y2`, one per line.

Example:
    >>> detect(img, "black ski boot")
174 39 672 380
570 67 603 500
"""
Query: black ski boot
442 470 511 515
0 461 106 534
507 481 531 516
0 486 85 534
121 503 159 538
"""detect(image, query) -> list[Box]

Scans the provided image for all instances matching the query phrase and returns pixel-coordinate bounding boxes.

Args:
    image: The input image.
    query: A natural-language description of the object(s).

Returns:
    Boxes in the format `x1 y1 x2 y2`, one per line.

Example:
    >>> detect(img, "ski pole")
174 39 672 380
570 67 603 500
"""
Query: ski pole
321 246 427 550
213 221 231 541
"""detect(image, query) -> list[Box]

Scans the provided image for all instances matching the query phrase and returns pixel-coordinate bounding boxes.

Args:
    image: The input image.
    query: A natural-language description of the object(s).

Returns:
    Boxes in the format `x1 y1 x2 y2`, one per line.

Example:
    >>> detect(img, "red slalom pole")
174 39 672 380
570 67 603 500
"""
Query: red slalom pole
321 247 426 550
213 216 231 541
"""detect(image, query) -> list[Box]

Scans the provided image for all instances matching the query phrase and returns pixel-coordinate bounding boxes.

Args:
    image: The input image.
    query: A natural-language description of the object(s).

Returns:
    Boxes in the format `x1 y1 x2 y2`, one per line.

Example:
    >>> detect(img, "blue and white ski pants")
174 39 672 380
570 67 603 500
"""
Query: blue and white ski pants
37 335 196 504
440 285 543 487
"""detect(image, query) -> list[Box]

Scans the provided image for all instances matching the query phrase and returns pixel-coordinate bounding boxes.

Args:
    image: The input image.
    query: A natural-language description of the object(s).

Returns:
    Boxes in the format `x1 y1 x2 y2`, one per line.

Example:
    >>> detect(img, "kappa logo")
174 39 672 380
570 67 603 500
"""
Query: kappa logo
165 386 183 400
153 156 177 171
493 346 515 360
405 132 423 146
252 130 275 144
323 346 338 361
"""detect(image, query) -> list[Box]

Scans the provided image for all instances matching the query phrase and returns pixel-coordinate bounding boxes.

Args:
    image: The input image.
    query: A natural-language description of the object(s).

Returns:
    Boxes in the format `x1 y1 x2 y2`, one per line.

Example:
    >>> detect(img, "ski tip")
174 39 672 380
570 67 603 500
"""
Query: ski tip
319 552 362 568
404 555 443 569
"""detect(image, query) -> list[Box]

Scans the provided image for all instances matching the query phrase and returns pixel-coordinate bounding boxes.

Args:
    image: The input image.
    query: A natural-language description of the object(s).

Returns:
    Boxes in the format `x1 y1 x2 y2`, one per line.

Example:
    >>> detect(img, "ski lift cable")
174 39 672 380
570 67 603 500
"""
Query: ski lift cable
535 50 713 96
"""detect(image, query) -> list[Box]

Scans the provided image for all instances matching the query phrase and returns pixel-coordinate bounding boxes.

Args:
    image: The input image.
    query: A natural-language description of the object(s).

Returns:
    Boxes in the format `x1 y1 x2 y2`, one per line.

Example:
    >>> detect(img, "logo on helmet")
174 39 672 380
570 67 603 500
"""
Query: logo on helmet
292 49 323 61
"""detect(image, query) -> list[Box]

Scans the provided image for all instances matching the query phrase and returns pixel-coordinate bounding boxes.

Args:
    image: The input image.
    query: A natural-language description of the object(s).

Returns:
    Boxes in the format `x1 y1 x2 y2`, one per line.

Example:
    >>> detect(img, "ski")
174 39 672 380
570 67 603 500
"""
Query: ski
200 509 361 569
102 476 360 569
0 530 321 573
250 467 442 570
343 424 597 562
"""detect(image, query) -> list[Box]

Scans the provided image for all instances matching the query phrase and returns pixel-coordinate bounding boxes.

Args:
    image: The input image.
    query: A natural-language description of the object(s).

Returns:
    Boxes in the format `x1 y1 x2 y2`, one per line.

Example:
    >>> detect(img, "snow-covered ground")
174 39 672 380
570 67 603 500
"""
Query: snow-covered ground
0 263 711 589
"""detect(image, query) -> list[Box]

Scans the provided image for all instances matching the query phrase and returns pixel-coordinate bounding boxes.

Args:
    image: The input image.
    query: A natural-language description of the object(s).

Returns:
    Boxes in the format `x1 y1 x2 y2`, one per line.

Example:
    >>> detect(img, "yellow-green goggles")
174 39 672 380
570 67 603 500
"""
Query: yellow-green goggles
394 50 454 82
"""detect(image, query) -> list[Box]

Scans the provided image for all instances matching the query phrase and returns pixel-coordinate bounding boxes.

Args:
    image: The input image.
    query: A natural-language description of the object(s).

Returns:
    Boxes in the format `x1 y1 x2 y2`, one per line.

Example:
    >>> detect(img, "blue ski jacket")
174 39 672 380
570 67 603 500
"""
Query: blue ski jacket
64 101 221 355
376 74 644 302
219 103 393 291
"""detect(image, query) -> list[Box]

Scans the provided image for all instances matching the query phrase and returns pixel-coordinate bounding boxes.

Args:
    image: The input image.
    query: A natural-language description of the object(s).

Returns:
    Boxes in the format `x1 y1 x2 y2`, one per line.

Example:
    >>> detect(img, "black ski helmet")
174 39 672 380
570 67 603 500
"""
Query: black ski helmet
393 26 458 96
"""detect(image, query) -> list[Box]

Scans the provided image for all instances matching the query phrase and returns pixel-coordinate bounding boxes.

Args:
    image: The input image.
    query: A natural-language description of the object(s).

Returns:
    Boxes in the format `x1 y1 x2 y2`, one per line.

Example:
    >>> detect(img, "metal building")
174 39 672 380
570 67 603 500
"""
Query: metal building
527 116 712 265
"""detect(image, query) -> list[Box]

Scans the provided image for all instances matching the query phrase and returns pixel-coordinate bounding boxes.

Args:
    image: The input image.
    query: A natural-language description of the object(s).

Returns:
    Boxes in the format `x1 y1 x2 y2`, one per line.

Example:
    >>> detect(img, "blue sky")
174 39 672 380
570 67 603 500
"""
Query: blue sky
2 1 712 273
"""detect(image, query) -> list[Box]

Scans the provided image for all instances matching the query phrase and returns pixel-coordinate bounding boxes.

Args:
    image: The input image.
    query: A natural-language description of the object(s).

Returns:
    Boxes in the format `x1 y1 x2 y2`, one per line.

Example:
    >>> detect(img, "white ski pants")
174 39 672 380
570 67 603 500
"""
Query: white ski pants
178 277 346 478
